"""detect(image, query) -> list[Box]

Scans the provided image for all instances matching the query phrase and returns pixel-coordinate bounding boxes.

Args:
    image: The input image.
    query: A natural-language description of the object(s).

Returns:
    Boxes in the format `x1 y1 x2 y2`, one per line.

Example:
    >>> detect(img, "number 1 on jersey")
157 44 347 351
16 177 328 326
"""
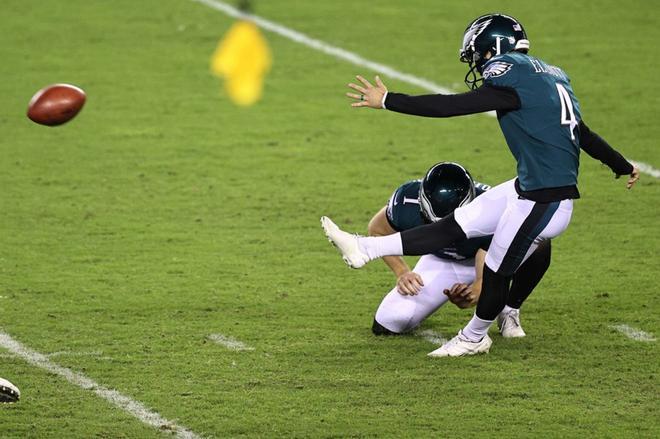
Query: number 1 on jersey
556 83 578 141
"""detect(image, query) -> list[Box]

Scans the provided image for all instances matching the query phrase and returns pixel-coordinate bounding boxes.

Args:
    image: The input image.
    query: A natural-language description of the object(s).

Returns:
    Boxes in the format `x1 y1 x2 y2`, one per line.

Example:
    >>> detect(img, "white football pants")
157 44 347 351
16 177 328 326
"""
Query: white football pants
374 255 476 333
455 179 573 275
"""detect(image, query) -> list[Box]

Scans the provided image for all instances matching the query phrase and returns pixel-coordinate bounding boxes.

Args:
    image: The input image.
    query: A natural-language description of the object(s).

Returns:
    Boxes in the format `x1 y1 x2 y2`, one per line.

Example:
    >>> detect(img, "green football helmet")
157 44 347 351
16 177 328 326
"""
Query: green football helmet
419 162 476 223
459 13 530 89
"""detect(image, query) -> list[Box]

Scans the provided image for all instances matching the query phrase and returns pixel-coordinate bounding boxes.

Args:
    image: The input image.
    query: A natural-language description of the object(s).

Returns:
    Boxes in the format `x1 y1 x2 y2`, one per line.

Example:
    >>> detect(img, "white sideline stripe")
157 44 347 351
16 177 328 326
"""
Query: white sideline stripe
610 324 656 342
0 331 201 439
191 0 659 179
416 330 448 346
208 334 254 351
630 160 660 178
190 0 452 95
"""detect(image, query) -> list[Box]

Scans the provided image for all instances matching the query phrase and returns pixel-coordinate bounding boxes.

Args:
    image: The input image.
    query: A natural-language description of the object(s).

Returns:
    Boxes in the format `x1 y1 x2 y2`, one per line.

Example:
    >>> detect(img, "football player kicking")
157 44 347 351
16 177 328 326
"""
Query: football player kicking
370 162 551 339
322 13 639 356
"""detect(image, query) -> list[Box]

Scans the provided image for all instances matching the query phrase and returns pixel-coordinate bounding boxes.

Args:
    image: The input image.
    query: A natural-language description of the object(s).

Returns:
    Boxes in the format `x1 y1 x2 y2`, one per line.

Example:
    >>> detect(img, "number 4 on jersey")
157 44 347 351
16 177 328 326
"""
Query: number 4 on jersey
556 83 578 141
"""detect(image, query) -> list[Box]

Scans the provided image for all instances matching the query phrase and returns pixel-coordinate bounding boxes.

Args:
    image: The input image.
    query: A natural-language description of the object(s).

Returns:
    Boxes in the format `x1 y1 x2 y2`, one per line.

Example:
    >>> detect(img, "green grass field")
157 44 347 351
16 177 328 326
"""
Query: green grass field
1 0 658 437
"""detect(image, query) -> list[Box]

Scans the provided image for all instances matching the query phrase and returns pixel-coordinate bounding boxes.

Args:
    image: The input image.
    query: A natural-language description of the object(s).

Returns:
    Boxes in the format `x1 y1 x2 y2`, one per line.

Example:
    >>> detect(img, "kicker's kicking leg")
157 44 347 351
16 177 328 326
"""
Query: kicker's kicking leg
321 213 467 269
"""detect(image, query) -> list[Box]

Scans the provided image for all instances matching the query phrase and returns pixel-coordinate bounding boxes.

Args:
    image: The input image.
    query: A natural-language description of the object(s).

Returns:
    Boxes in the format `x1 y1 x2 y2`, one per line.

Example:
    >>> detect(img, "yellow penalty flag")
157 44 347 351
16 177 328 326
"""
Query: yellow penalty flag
210 20 272 106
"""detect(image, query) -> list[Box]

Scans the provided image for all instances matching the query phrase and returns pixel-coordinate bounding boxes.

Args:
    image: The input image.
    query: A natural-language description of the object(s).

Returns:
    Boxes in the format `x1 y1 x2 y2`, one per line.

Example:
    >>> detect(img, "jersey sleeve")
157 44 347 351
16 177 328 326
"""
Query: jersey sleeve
385 180 425 232
384 87 519 117
483 54 520 89
385 189 401 231
578 120 633 175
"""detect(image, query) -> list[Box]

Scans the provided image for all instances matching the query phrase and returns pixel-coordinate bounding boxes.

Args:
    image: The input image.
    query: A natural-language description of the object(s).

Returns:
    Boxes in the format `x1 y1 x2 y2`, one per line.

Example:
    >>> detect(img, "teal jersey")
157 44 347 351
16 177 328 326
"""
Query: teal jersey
483 52 582 191
385 180 492 261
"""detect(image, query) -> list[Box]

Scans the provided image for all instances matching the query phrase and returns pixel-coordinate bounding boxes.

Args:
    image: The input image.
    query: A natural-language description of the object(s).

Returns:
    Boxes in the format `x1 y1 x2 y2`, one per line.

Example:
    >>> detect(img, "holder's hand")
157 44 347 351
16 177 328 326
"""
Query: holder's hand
444 283 478 309
396 272 424 296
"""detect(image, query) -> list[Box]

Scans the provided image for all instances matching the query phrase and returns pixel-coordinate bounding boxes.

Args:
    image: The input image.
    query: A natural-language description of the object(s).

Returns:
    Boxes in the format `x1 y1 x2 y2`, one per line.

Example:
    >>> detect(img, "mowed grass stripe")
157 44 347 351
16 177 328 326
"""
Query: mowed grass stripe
0 331 202 439
0 1 656 437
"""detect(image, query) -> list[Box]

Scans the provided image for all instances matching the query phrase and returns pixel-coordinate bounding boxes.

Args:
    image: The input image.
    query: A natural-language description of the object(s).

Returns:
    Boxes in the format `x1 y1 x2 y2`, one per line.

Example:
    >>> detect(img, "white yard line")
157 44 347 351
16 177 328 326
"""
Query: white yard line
415 329 448 346
207 334 254 351
0 331 201 439
610 324 656 342
191 0 659 178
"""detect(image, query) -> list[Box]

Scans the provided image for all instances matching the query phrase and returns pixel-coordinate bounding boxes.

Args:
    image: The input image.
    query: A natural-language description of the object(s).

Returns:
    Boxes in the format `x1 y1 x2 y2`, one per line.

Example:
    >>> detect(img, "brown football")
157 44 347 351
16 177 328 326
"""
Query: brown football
27 84 86 126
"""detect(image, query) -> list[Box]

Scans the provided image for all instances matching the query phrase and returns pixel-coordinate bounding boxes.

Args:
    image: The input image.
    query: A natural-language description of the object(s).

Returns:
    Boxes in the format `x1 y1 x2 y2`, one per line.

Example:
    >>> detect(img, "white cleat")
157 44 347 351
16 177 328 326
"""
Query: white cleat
497 308 526 338
427 331 492 357
320 216 370 269
0 377 20 403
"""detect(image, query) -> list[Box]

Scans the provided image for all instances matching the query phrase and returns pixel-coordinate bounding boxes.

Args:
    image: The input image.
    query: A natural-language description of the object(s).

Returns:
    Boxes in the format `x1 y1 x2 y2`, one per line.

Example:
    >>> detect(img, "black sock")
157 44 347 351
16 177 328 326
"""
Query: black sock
475 265 511 320
507 241 551 309
400 213 467 255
